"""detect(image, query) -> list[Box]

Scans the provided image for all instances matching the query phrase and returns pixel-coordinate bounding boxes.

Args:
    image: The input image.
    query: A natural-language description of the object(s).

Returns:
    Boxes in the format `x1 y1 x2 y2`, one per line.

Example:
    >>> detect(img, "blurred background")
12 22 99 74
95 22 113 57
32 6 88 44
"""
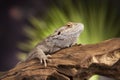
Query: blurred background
0 0 120 80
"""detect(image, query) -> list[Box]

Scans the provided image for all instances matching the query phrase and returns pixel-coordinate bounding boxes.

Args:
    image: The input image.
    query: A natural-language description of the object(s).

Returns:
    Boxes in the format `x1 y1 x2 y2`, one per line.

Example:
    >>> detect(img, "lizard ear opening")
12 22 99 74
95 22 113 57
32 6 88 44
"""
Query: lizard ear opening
57 32 61 35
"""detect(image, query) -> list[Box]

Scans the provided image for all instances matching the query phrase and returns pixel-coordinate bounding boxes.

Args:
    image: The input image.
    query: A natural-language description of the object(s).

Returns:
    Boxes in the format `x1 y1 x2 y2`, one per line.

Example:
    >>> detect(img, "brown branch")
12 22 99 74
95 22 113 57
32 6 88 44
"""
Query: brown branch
0 38 120 80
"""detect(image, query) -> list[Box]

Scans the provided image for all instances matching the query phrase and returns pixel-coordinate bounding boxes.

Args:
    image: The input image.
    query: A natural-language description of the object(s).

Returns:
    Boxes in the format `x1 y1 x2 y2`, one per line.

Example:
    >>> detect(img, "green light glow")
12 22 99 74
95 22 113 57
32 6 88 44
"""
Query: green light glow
19 0 120 54
18 1 120 79
89 75 99 80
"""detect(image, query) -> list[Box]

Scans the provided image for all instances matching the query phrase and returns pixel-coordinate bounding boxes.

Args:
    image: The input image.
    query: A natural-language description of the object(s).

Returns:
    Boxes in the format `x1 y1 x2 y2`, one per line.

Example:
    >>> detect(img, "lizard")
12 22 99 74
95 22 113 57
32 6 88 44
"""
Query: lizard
25 22 84 67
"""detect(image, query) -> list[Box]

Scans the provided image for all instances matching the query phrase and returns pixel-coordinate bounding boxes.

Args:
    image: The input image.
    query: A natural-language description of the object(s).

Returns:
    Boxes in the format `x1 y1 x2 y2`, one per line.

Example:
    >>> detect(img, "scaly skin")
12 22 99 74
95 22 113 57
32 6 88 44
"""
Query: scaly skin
25 22 84 66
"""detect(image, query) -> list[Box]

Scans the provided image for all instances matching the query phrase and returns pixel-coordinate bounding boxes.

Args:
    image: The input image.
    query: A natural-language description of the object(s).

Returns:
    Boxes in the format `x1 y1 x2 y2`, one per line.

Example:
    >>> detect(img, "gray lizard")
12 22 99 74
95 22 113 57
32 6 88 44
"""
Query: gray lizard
25 22 84 66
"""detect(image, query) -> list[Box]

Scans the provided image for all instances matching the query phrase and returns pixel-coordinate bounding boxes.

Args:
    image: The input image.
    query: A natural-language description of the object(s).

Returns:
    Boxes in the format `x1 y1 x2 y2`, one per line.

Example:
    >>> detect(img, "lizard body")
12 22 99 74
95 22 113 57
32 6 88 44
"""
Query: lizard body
25 22 84 66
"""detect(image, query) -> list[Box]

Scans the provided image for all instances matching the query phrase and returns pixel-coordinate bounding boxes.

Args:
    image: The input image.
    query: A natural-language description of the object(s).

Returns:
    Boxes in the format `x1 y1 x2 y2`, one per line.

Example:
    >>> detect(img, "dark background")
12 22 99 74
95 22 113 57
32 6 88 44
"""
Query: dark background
0 0 49 71
0 0 120 72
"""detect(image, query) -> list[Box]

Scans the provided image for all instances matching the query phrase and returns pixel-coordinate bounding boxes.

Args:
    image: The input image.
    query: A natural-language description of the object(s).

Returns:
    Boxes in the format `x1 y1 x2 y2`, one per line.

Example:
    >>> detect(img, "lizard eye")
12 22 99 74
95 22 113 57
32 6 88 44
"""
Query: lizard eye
66 22 73 27
57 32 61 35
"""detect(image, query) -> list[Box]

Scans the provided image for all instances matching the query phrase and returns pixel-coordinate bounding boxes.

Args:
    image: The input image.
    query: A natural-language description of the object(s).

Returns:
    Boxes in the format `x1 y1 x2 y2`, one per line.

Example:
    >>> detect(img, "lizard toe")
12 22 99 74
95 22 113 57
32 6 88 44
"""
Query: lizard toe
43 59 47 67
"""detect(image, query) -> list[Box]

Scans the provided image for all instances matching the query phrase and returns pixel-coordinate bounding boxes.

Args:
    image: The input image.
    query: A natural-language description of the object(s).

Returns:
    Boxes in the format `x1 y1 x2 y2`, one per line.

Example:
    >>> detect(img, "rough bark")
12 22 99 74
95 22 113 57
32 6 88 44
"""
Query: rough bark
0 38 120 80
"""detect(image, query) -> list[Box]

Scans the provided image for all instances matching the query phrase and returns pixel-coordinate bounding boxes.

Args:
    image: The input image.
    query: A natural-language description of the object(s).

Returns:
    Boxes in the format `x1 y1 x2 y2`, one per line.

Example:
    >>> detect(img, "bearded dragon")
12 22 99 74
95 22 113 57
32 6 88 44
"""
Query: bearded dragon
25 22 84 66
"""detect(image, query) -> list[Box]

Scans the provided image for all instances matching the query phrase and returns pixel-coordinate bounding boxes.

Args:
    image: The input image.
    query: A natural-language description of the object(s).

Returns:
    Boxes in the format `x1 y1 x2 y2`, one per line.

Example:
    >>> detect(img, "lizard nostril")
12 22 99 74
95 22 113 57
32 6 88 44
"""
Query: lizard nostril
67 24 71 27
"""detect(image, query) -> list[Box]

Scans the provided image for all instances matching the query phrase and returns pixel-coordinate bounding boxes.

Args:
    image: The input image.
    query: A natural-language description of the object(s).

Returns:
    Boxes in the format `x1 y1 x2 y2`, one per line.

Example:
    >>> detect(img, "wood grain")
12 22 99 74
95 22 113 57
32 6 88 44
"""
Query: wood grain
1 38 120 80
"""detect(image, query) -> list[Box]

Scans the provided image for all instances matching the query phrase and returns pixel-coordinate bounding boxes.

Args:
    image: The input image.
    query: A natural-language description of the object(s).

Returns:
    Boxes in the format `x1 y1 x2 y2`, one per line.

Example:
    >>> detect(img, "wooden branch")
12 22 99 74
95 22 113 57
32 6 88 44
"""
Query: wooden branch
1 38 120 80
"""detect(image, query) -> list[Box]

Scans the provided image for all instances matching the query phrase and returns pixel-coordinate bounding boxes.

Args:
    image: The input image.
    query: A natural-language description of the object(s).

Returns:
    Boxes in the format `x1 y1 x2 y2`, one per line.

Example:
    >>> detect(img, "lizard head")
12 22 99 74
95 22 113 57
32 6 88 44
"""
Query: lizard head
52 22 84 39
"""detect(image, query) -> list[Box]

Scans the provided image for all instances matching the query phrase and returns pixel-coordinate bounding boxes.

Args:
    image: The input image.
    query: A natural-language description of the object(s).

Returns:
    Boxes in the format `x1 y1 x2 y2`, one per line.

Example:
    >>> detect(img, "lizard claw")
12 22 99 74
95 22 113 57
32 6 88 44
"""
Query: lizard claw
39 57 47 67
43 59 47 67
40 59 43 64
39 54 52 67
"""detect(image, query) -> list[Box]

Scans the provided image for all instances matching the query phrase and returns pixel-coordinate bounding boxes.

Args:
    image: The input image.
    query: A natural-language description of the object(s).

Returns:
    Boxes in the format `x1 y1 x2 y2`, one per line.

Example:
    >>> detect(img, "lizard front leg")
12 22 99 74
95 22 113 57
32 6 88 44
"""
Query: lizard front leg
26 47 48 67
